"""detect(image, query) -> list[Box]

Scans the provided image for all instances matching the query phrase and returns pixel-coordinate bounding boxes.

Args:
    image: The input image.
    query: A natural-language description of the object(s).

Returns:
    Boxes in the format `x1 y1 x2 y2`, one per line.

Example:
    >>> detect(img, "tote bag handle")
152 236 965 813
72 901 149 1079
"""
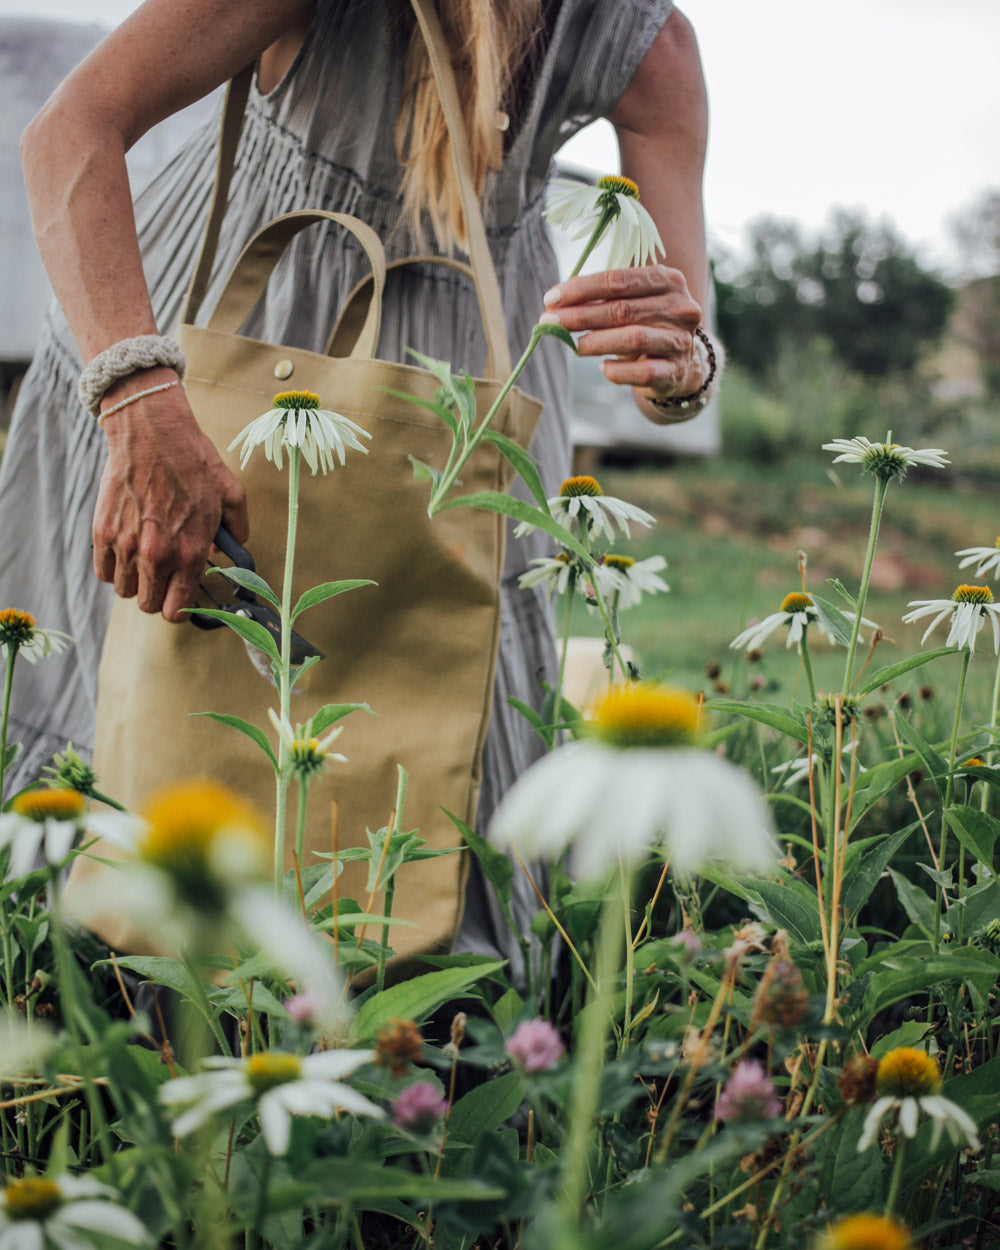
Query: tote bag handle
180 0 513 377
205 210 387 361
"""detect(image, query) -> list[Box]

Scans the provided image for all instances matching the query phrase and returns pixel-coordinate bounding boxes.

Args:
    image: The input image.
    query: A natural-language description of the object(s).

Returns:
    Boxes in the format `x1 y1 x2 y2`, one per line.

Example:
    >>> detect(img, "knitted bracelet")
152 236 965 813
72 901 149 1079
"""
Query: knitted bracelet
648 326 719 418
77 334 186 418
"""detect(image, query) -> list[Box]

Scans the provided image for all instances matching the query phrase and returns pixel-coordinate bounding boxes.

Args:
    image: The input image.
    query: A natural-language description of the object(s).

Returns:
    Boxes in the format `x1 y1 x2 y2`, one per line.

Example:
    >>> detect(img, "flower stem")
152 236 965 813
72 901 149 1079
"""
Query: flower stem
981 650 1000 817
934 646 971 950
274 447 302 891
842 475 888 691
568 206 618 279
799 631 818 706
885 1134 907 1217
0 644 18 811
559 872 625 1224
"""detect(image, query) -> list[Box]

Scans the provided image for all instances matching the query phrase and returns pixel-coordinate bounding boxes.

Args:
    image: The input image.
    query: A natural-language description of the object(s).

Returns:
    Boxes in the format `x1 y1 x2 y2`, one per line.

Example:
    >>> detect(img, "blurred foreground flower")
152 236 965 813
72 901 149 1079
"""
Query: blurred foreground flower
0 1012 54 1078
0 609 72 665
0 789 138 879
823 435 949 483
544 175 664 270
392 1081 448 1134
902 584 1000 654
489 684 777 880
858 1047 980 1151
514 476 653 545
714 1060 782 1122
505 1018 565 1072
818 1213 912 1250
161 1049 382 1155
0 1172 149 1249
229 390 371 474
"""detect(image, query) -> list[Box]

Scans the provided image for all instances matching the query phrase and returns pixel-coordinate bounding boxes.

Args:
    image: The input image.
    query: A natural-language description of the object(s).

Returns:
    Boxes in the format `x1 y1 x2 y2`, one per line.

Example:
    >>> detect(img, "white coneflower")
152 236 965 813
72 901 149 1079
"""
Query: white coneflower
229 390 371 474
0 609 72 665
955 538 1000 581
514 476 654 546
0 1172 149 1250
544 175 664 270
902 584 1000 654
161 1049 383 1155
822 435 949 483
596 554 669 610
858 1047 980 1153
489 684 777 881
0 789 138 879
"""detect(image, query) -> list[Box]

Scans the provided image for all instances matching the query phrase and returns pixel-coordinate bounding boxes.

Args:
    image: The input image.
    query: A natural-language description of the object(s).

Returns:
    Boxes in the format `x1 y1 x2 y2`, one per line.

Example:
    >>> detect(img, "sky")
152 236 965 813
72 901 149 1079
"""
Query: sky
3 0 999 273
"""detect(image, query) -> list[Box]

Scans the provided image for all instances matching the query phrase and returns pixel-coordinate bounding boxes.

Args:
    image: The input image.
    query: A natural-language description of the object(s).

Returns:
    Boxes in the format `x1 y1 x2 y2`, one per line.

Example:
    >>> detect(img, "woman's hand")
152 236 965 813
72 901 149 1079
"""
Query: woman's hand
538 263 706 409
93 372 249 623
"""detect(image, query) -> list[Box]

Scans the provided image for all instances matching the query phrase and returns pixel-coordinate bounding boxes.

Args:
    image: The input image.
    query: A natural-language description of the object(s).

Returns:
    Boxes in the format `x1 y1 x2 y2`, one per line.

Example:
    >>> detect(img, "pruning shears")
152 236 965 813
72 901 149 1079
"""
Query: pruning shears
191 526 324 669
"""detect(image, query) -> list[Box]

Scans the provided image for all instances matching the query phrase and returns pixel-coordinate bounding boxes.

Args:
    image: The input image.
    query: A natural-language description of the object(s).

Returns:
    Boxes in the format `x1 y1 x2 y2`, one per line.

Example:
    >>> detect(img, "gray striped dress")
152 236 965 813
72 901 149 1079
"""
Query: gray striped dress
0 0 673 971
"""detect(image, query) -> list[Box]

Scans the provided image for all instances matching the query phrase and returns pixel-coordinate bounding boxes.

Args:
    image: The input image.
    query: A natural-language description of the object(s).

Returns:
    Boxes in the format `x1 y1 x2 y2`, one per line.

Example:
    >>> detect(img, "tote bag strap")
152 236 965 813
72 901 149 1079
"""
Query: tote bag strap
180 0 513 377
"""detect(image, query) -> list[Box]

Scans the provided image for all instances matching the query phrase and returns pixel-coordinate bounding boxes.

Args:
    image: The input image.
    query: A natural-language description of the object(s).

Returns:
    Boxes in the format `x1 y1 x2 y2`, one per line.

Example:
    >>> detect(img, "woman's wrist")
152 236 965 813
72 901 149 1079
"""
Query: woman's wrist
78 333 186 419
645 327 723 422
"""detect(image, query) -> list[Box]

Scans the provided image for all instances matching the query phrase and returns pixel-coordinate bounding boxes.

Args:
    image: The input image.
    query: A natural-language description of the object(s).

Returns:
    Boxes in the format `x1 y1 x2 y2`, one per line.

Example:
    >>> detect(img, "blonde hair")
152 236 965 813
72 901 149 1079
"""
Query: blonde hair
393 0 543 250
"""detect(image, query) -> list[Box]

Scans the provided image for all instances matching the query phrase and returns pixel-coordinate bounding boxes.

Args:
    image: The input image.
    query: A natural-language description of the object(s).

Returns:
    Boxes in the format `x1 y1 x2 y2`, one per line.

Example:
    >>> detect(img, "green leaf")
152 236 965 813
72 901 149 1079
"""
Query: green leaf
707 699 811 746
811 593 854 648
870 1019 932 1059
863 950 1000 1020
821 1106 883 1209
185 607 279 663
895 714 948 798
858 646 957 695
480 429 549 508
292 579 375 622
841 821 919 917
305 1159 504 1204
738 875 822 945
531 321 578 353
207 564 279 609
445 809 515 928
350 962 507 1041
434 491 590 562
309 701 374 735
409 454 443 485
445 1071 524 1146
825 577 858 609
192 712 277 771
945 805 1000 872
849 756 922 826
887 868 936 936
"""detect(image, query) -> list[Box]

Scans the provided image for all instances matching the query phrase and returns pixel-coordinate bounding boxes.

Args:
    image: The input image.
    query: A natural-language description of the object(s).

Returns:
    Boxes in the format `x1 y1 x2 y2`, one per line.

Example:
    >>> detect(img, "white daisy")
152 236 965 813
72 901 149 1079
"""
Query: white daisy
161 1049 383 1155
858 1047 980 1153
902 584 1000 654
596 554 669 610
955 539 1000 580
514 475 653 546
822 435 949 483
489 684 778 881
0 1172 149 1250
229 390 371 475
544 176 665 269
731 593 819 653
517 553 581 599
0 790 140 879
0 608 73 666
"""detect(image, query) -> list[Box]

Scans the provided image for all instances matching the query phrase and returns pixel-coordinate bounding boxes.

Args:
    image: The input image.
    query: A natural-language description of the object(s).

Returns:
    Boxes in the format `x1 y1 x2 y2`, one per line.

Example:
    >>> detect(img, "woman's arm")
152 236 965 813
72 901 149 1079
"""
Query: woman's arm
538 8 712 422
20 0 314 620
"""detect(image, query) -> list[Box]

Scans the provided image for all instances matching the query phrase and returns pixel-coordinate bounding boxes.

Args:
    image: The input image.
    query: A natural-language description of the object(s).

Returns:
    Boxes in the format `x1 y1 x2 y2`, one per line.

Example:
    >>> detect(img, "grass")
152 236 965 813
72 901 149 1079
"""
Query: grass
567 451 1000 716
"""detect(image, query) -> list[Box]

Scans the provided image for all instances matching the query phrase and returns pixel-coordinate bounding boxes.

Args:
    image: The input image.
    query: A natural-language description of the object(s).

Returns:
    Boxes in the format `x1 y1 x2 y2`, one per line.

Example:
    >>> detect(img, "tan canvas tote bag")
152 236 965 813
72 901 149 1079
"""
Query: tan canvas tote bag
75 0 543 963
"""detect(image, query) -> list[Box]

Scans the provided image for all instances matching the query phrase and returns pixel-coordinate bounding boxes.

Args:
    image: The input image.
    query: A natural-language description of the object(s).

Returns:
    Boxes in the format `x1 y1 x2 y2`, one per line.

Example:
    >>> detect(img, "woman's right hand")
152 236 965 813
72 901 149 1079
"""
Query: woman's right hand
93 370 249 623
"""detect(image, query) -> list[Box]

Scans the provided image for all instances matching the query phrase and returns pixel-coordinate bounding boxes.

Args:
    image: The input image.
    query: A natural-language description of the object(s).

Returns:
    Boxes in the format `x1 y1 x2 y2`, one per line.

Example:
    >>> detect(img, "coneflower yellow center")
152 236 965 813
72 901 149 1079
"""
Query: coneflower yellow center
952 584 993 604
604 555 635 572
4 1177 61 1220
875 1047 941 1097
273 390 320 410
0 609 37 648
11 789 86 823
780 592 814 614
591 685 700 749
559 475 603 498
245 1052 302 1093
995 536 1000 550
824 1213 911 1250
138 781 266 891
597 175 640 200
962 756 986 769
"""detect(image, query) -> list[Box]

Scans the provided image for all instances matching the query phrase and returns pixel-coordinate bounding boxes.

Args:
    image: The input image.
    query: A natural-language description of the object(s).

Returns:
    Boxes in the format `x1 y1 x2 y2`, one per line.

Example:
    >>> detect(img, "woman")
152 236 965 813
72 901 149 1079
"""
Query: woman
3 0 711 968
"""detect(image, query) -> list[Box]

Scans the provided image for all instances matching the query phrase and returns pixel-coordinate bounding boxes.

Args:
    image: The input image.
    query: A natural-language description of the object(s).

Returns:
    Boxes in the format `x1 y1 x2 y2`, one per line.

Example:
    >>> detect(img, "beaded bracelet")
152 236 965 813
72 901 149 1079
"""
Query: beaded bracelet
648 326 718 418
77 334 186 419
97 379 181 428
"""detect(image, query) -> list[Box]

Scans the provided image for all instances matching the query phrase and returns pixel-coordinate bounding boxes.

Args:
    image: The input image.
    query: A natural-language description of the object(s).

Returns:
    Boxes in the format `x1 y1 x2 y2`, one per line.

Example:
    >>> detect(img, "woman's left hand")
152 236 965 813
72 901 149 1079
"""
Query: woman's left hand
538 263 705 404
